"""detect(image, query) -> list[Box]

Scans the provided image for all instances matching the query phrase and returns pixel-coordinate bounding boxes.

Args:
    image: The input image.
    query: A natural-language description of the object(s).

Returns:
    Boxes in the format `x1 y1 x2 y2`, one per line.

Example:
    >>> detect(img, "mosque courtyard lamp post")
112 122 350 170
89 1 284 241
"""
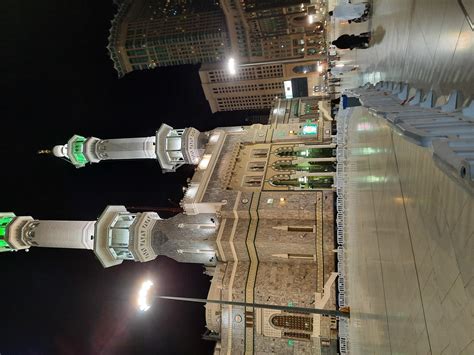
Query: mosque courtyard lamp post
137 280 350 319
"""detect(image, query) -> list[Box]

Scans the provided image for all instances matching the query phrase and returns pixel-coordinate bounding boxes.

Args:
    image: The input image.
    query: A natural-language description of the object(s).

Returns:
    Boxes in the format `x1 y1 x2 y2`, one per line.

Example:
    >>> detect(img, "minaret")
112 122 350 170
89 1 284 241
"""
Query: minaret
0 207 161 268
1 207 220 267
52 123 206 172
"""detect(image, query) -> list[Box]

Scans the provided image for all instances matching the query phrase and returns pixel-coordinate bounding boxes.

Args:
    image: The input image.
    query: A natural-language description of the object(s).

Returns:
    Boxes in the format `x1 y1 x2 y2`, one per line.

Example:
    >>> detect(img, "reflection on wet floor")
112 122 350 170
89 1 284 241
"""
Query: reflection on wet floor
345 107 473 354
336 0 474 97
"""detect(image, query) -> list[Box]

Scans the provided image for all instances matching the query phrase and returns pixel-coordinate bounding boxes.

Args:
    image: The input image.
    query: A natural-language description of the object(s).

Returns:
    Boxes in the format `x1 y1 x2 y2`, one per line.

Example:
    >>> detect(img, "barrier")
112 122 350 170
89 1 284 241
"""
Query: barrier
335 105 352 353
334 85 473 353
350 81 473 191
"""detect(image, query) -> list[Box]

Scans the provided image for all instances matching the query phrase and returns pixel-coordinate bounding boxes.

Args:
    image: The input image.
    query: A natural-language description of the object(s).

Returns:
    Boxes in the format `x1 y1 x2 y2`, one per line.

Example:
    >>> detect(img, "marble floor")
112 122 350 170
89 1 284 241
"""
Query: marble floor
332 0 474 98
345 108 473 354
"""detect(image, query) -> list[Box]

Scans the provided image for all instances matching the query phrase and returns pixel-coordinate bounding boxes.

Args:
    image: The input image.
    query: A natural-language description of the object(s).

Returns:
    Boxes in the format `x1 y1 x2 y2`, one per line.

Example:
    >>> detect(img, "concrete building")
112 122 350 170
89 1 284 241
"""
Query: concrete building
108 0 329 77
2 110 338 353
269 96 333 134
199 61 325 112
221 0 328 63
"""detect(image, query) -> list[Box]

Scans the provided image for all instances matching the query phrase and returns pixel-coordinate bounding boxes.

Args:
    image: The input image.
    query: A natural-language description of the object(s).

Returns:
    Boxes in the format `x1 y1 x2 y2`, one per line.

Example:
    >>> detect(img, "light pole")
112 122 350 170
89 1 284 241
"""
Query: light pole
136 279 350 319
156 295 350 318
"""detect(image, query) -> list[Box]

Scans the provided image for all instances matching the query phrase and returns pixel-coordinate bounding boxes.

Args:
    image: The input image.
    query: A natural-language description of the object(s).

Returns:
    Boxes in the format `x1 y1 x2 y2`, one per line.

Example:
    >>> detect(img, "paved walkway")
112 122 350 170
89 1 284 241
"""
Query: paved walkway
331 0 474 97
345 108 473 354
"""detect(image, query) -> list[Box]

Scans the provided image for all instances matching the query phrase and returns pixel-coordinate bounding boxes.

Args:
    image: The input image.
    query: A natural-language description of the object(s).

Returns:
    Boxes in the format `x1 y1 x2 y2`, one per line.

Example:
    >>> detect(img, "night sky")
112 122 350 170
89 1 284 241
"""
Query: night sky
1 1 263 354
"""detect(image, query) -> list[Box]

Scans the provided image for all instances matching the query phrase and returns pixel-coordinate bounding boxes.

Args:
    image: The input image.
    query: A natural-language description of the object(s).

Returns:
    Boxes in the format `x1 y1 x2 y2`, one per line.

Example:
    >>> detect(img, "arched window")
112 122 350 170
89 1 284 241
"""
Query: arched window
273 160 336 173
269 175 334 189
270 314 313 332
275 147 335 158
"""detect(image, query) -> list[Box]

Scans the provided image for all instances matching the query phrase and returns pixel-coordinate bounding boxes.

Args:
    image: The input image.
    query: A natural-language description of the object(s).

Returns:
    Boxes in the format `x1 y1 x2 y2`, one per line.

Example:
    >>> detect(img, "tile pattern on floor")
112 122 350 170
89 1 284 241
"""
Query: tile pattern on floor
345 107 473 354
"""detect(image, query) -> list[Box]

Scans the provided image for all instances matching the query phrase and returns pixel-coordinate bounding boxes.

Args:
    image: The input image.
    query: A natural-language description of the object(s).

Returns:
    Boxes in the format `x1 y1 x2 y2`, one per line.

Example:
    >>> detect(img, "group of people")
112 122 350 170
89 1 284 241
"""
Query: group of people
329 2 372 50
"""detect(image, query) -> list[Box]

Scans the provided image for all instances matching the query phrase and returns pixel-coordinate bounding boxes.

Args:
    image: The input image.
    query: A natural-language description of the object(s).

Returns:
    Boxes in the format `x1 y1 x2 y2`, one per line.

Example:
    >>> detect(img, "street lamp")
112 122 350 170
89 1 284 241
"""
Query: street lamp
137 279 153 312
136 280 350 318
227 57 237 75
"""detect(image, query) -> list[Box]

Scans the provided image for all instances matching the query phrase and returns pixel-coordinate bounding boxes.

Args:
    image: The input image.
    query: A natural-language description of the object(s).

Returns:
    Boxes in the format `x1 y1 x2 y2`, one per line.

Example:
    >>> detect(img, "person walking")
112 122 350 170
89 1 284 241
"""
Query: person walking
332 33 370 50
328 3 370 21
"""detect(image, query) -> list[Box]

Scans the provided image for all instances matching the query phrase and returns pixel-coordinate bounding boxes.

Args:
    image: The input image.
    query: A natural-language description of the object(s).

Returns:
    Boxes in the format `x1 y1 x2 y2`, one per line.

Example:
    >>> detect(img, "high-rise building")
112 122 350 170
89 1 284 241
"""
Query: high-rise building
108 0 328 77
2 111 339 353
199 60 325 112
108 0 230 76
221 0 327 63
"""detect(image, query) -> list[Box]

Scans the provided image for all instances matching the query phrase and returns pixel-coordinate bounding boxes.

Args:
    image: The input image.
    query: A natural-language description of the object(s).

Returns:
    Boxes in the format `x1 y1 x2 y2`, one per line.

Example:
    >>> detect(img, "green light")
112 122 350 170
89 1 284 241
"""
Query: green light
302 124 318 135
72 137 87 164
366 175 385 183
288 340 294 346
68 135 89 167
296 148 335 158
0 214 15 252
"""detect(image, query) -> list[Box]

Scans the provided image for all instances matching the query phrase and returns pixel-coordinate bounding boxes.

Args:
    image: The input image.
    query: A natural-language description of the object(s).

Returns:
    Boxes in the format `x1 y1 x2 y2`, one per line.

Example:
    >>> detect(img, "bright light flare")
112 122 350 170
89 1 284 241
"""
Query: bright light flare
308 14 315 24
227 57 237 75
137 280 154 312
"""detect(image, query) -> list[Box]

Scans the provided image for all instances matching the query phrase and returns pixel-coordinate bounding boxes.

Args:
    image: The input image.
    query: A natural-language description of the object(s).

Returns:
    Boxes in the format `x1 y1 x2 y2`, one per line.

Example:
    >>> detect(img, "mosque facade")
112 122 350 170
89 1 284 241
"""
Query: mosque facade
1 99 338 354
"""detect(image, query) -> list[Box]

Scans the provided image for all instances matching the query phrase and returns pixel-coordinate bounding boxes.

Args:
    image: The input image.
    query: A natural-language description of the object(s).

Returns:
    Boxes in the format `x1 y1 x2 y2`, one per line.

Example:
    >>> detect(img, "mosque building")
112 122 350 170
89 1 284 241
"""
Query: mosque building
1 100 339 354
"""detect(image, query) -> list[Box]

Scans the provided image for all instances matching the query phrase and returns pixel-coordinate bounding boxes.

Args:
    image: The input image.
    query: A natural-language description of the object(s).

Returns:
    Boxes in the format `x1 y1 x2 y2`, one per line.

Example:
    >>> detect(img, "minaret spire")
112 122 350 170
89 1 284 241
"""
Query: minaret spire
51 124 206 172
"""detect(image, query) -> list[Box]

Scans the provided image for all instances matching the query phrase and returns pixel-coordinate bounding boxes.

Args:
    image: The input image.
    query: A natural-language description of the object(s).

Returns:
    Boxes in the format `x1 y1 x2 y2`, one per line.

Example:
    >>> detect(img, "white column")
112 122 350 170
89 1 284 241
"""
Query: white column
31 221 95 250
98 137 156 160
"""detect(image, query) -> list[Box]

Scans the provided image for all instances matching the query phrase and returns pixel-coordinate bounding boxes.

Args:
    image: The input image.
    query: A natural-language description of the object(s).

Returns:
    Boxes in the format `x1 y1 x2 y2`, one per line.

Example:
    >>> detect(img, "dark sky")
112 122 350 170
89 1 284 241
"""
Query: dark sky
1 1 264 354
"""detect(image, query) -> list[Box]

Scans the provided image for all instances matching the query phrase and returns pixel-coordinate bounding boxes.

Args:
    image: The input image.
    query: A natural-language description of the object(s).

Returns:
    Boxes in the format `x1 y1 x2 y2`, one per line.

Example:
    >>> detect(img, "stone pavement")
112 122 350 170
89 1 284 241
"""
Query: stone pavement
329 0 474 97
345 107 473 354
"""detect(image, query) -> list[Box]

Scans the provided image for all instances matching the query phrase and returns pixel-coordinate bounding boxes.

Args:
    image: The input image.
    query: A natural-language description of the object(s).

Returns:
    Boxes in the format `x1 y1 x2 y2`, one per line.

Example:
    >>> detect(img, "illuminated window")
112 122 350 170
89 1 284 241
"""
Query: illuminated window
269 175 333 189
275 147 335 158
302 124 318 135
273 160 335 173
198 154 212 170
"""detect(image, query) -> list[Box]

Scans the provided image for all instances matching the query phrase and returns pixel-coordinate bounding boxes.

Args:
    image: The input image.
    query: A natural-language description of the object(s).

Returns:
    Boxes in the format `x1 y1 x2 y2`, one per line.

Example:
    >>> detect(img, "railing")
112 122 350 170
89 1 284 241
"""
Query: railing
347 82 474 193
335 106 352 354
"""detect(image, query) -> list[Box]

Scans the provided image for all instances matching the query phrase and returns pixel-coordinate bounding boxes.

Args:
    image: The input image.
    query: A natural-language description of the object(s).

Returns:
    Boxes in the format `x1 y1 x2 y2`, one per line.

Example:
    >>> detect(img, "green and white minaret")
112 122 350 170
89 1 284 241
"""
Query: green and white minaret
0 208 161 268
51 123 205 172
